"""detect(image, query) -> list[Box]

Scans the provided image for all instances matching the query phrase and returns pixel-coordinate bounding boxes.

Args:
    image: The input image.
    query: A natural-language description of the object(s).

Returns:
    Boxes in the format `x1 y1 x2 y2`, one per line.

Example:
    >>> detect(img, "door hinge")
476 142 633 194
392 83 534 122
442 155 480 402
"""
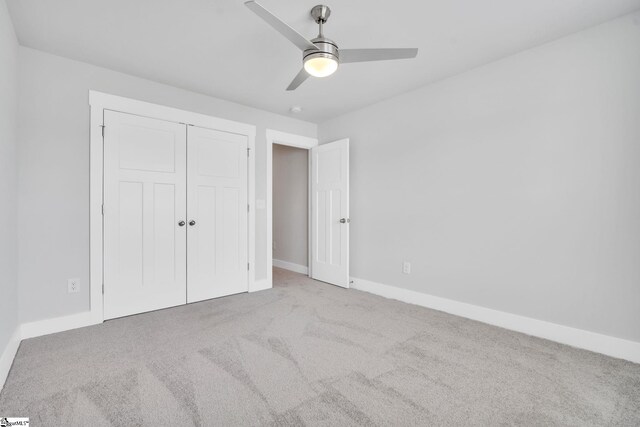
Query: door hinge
100 125 105 138
247 147 251 157
101 204 104 215
247 204 250 212
247 263 250 271
102 283 104 294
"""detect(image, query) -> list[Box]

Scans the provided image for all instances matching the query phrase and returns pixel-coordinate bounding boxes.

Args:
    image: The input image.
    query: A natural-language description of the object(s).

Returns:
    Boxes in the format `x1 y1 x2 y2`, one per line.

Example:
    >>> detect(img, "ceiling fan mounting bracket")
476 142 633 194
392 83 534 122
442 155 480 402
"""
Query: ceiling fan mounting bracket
311 5 331 24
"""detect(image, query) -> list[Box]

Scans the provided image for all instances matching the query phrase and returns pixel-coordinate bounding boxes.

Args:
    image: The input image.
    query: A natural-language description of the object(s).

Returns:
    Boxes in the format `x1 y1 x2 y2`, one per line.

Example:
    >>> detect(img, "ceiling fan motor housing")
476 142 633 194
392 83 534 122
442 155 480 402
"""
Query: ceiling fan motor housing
304 36 339 64
305 6 338 65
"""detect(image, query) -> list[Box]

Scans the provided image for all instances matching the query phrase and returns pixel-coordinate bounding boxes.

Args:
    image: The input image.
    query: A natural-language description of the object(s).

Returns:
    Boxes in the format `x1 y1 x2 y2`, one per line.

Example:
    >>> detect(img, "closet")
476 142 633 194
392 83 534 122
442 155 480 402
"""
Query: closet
102 110 248 319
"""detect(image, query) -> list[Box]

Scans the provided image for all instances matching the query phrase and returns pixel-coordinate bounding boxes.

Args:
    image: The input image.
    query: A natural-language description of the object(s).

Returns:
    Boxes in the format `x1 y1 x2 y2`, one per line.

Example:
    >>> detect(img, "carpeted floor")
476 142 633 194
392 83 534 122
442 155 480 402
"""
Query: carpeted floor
1 268 639 425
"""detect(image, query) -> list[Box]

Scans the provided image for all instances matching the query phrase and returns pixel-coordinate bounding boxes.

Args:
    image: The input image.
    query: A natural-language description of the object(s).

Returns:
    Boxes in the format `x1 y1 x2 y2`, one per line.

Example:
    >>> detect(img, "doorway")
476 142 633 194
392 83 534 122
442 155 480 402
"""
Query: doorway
272 144 309 274
266 130 350 289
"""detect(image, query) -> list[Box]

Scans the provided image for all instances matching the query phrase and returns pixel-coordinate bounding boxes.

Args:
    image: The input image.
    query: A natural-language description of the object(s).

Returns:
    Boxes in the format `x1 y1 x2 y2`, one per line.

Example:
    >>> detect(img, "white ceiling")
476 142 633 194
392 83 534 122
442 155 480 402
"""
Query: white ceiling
7 0 640 123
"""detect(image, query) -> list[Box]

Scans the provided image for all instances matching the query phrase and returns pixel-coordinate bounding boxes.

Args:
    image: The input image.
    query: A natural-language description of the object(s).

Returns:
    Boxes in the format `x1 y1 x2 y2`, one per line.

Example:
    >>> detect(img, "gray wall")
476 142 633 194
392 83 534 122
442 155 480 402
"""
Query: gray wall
273 144 308 267
319 12 640 342
0 0 19 355
17 47 316 324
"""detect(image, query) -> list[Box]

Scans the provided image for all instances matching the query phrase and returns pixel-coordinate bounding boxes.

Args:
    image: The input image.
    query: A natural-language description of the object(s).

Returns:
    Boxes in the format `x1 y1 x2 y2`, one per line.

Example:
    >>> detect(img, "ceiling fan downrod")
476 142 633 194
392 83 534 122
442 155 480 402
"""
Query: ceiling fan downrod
311 5 330 38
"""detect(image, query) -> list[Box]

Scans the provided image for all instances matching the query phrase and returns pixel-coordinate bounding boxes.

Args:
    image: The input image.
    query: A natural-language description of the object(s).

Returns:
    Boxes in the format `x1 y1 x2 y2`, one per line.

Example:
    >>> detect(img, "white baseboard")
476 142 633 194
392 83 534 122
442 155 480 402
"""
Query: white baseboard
351 277 640 364
0 327 21 392
1 311 99 391
273 259 308 275
4 276 636 395
249 279 271 293
20 311 99 340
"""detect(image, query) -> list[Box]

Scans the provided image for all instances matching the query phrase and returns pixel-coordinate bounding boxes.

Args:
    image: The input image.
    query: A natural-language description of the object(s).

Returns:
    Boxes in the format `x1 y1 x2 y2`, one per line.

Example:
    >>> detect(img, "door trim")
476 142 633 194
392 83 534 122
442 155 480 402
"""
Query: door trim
90 91 256 324
266 129 318 288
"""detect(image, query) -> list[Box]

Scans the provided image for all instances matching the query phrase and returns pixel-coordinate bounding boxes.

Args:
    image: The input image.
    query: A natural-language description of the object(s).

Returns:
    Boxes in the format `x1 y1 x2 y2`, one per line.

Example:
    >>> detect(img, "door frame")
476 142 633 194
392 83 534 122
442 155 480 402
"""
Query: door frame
266 129 318 288
90 91 257 324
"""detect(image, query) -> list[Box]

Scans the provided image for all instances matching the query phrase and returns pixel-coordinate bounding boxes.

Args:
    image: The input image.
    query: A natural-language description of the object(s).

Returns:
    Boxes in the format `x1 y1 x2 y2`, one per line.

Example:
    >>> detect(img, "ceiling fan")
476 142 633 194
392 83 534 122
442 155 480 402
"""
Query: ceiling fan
244 1 419 91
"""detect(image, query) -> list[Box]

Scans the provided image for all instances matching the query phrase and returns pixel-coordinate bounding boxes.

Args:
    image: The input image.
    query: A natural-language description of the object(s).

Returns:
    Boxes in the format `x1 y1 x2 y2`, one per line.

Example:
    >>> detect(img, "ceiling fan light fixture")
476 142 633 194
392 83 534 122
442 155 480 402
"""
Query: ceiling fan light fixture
304 53 338 77
244 1 418 90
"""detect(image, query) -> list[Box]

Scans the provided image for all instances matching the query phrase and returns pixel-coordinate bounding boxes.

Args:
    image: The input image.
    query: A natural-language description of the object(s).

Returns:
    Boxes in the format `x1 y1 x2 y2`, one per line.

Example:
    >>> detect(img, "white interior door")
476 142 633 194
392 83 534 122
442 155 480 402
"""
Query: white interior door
311 139 350 287
187 126 249 302
103 111 187 319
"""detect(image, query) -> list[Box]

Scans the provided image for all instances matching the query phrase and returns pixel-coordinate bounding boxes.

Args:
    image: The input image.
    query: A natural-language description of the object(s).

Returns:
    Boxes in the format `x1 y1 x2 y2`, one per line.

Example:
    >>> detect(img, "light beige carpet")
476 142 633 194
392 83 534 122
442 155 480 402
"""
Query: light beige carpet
1 267 639 425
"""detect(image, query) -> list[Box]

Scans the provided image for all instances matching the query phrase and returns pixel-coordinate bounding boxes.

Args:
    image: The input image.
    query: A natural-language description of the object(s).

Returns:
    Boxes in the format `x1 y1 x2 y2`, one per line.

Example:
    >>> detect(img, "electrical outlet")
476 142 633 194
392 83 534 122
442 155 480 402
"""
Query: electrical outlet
68 278 80 293
402 261 411 275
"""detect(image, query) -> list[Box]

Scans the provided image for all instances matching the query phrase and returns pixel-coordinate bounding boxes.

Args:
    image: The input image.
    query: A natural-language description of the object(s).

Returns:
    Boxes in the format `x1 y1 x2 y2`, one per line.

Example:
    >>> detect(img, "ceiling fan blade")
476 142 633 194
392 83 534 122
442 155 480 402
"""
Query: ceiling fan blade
286 68 309 91
245 1 318 52
339 48 418 64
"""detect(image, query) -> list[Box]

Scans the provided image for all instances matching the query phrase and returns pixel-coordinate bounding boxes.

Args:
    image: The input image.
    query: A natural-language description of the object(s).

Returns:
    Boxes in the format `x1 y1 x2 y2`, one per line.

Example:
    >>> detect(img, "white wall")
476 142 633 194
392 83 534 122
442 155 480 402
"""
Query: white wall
0 0 19 358
18 47 316 324
319 11 640 342
273 144 308 267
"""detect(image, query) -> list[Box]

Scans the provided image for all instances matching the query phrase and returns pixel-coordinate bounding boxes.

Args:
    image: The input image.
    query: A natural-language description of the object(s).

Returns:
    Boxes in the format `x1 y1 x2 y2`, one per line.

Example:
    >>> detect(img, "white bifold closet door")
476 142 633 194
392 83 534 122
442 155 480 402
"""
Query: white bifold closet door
103 111 248 320
186 126 248 303
103 111 187 319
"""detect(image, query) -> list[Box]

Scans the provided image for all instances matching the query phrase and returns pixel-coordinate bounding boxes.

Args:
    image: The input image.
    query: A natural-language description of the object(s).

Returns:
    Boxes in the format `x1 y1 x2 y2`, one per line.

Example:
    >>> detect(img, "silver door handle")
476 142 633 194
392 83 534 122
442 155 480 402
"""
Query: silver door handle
339 218 350 224
189 220 196 226
178 221 186 227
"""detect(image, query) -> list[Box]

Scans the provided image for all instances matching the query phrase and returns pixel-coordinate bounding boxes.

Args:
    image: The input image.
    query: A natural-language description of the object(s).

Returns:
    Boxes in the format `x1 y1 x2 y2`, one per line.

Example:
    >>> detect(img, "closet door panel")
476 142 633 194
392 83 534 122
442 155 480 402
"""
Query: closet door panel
103 111 187 319
221 187 240 272
187 126 248 303
195 185 217 280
